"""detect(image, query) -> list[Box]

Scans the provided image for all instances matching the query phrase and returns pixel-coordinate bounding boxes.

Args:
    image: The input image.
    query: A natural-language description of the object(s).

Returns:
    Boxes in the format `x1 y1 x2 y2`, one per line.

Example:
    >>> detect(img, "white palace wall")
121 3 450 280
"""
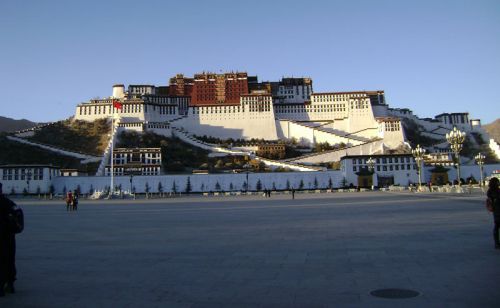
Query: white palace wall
174 96 278 140
276 120 365 147
289 139 385 164
51 171 345 194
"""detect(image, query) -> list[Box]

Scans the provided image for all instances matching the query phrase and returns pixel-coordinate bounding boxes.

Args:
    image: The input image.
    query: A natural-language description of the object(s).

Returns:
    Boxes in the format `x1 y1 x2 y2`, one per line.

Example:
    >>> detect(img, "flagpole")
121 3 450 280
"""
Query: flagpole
110 98 114 197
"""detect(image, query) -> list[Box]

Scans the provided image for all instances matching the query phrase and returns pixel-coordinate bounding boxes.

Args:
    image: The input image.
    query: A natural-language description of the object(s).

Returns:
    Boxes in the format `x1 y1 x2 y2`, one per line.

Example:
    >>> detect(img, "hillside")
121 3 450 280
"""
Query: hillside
117 131 211 173
116 131 270 173
0 116 37 132
483 119 500 143
27 119 110 155
0 133 98 172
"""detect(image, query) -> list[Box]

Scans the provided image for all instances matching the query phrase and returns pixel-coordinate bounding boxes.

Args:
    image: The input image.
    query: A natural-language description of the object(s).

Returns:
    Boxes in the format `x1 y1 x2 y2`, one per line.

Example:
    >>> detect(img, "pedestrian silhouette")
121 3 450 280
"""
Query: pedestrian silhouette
0 183 19 296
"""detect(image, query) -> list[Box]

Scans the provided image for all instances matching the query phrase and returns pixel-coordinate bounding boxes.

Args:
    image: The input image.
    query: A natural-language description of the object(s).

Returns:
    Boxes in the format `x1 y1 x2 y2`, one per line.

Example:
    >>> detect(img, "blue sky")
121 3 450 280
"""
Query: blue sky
0 0 499 123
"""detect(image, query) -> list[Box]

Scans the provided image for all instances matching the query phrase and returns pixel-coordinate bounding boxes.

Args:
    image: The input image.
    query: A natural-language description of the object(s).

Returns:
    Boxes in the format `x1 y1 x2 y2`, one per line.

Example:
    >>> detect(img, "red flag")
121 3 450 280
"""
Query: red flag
113 100 123 110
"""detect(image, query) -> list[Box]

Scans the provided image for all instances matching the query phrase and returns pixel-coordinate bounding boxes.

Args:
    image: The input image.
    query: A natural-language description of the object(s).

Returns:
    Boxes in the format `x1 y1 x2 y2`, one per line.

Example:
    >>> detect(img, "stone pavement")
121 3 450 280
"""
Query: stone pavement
2 191 499 307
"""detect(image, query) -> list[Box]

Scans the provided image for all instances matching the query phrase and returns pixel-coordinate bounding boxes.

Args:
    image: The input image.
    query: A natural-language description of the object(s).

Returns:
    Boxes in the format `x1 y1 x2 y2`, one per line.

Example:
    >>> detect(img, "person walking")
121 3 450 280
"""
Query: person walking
66 191 73 211
0 183 18 296
486 177 500 249
72 190 79 211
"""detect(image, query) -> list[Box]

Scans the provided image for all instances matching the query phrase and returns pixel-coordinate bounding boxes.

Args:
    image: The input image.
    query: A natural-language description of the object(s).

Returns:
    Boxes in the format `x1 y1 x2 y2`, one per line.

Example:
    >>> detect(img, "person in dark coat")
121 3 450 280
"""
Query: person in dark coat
486 177 500 249
72 190 79 211
0 183 17 296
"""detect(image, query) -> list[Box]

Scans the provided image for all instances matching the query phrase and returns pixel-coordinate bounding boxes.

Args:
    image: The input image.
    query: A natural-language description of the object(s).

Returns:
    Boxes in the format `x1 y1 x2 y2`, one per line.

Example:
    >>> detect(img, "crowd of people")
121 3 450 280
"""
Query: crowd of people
65 191 79 211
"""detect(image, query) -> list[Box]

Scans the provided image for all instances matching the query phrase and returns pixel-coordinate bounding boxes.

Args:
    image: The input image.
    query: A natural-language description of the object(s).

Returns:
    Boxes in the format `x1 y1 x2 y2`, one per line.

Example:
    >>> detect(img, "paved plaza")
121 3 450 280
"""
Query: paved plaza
2 191 499 307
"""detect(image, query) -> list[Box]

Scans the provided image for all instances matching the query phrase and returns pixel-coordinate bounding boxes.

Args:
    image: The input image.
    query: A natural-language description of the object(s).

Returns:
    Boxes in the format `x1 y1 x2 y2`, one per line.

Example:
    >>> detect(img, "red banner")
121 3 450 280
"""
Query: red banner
113 100 123 110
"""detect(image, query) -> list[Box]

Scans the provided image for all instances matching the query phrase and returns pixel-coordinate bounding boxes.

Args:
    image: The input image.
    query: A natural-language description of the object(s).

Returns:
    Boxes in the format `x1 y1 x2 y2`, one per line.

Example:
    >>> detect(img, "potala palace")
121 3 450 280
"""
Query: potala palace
74 72 489 156
2 71 500 195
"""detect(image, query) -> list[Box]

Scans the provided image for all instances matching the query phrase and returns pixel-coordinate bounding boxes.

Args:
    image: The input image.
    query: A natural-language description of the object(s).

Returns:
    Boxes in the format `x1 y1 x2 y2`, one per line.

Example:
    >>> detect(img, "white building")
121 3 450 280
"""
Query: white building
0 165 60 194
104 148 162 176
271 77 313 104
72 76 500 164
341 154 419 187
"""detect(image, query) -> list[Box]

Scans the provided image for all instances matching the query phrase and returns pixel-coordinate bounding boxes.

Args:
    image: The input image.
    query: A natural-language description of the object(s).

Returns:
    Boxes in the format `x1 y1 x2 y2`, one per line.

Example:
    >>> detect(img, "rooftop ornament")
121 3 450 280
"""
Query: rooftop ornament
446 127 466 186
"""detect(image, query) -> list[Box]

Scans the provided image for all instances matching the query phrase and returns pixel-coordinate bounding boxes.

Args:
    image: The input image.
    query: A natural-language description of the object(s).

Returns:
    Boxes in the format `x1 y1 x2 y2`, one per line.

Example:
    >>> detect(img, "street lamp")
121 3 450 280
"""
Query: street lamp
446 127 466 186
129 174 134 196
366 157 375 190
475 152 485 188
411 145 426 190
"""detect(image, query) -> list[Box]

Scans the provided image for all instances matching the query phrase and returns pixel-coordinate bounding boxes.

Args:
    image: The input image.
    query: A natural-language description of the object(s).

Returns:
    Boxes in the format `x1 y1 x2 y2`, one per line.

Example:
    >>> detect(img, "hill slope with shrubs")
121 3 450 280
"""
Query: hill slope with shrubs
27 118 110 155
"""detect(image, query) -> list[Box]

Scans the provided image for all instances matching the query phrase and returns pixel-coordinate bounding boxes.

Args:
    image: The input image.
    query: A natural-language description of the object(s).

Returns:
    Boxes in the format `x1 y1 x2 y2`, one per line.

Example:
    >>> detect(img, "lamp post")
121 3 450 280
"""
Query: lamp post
446 127 466 186
366 157 375 190
129 174 134 196
26 169 32 195
411 144 426 191
475 152 485 188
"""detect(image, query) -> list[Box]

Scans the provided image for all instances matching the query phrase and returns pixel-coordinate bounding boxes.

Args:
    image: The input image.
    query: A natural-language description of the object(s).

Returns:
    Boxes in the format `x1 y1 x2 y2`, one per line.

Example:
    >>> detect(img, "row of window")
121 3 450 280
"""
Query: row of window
350 100 369 109
312 93 367 102
2 168 46 181
105 167 161 176
193 105 242 114
353 157 413 164
353 164 417 172
385 122 401 131
247 102 271 113
129 87 154 94
79 104 143 116
275 104 347 113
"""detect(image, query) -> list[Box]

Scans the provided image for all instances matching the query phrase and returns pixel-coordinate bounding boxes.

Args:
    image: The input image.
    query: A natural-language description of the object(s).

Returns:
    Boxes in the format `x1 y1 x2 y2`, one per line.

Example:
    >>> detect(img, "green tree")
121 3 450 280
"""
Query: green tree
341 177 348 188
158 182 163 195
63 186 67 195
328 177 333 189
229 183 234 191
215 181 221 191
200 183 205 192
88 184 94 195
185 177 192 193
49 185 55 195
256 179 262 191
272 182 276 190
171 181 178 194
286 179 291 190
145 182 150 198
314 177 319 189
299 180 304 190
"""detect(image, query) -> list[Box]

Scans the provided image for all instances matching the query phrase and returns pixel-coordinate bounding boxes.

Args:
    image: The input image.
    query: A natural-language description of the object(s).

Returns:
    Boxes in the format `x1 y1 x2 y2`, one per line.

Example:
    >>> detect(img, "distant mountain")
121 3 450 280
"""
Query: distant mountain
483 119 500 143
0 116 37 133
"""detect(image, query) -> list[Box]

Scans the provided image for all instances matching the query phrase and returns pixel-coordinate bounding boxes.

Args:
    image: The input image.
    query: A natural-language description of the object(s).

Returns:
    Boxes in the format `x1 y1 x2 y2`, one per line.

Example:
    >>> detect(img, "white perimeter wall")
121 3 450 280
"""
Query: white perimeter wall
51 171 344 194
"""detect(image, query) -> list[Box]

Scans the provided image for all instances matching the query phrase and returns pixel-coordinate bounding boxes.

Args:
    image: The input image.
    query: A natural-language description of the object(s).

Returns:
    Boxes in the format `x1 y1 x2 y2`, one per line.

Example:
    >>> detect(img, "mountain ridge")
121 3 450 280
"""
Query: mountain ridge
0 116 37 133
